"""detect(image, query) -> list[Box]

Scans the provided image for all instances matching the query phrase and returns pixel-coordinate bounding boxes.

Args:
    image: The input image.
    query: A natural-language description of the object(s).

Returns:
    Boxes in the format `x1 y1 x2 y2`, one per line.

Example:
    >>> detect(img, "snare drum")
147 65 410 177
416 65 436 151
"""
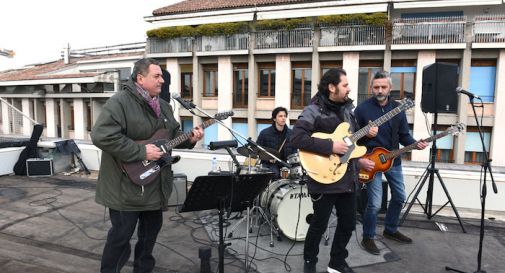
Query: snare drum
260 179 313 241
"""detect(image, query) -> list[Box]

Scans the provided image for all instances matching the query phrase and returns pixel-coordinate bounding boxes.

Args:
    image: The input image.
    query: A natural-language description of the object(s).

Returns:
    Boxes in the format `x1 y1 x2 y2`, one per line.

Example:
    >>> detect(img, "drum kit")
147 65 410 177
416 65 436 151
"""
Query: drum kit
231 145 314 243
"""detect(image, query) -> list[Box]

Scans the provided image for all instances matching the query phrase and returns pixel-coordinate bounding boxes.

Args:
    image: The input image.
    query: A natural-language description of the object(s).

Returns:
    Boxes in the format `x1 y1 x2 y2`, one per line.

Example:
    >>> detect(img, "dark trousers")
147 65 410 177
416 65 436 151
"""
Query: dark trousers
101 208 163 273
304 192 356 268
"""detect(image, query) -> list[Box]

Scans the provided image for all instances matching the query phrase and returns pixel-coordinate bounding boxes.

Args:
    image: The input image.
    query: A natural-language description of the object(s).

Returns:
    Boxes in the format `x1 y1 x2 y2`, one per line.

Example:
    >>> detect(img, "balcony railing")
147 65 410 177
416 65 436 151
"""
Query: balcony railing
146 37 193 54
320 25 385 47
196 34 249 52
473 15 505 43
392 16 466 44
255 29 313 49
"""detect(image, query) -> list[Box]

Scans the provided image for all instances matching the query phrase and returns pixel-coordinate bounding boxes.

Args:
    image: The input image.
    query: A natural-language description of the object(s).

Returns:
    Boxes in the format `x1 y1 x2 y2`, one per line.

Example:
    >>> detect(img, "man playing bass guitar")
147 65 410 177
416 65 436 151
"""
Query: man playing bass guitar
354 70 428 256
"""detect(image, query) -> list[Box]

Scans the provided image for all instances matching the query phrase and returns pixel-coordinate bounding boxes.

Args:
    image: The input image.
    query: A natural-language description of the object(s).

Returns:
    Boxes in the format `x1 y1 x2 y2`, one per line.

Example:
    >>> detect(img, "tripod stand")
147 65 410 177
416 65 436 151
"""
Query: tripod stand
400 111 466 233
445 95 498 273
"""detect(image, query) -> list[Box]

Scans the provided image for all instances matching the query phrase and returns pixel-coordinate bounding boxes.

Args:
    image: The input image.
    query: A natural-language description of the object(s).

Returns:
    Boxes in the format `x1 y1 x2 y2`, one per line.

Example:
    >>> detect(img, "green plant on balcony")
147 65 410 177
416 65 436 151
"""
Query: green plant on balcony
255 18 312 30
317 13 388 26
147 22 248 39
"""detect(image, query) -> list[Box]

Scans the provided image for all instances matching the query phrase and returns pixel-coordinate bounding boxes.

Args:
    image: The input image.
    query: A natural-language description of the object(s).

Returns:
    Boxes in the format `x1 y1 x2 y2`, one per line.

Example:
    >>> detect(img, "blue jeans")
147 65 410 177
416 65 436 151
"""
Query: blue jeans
101 209 163 273
362 164 406 239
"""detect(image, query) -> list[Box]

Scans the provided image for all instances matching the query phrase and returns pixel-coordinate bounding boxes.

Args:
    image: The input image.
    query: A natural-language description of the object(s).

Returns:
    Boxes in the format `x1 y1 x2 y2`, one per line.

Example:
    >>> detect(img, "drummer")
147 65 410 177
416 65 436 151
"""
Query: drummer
256 106 295 178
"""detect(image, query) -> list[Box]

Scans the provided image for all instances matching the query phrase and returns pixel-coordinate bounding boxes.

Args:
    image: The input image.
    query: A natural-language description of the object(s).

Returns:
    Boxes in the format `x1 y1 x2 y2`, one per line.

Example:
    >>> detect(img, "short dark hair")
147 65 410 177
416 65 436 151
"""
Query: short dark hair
370 70 392 87
272 106 288 120
131 58 160 82
317 68 347 97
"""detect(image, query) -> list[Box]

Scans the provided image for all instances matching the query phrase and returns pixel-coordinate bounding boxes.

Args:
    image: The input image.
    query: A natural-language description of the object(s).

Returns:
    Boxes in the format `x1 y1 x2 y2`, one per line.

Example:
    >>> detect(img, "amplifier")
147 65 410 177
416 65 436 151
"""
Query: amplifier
26 158 53 177
168 173 187 207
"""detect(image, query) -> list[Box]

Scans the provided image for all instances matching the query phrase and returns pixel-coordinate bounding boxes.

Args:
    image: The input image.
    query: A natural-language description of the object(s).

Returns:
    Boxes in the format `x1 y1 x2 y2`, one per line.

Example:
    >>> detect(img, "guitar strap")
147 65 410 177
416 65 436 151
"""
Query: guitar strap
391 100 400 150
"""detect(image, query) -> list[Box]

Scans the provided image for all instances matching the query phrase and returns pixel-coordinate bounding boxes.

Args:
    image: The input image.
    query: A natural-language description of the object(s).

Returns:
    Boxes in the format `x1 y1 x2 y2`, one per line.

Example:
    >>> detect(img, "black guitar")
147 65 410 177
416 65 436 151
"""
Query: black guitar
120 111 233 186
14 124 44 175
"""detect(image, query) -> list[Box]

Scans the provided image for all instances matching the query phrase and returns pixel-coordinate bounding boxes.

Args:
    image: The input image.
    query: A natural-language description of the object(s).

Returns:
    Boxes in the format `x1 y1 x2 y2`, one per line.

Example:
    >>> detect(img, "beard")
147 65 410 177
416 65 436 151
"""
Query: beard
375 94 387 103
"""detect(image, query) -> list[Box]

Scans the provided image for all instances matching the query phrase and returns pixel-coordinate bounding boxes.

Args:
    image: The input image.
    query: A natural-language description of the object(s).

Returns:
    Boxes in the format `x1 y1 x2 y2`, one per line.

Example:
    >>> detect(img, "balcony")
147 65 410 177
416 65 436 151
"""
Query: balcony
319 25 385 51
196 34 249 55
392 16 466 49
146 37 193 56
254 28 313 52
473 15 505 47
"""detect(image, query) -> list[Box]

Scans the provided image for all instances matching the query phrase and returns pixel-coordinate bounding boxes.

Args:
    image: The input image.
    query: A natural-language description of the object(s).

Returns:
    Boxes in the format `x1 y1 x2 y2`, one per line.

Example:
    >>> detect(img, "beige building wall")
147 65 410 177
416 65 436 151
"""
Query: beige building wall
217 56 233 140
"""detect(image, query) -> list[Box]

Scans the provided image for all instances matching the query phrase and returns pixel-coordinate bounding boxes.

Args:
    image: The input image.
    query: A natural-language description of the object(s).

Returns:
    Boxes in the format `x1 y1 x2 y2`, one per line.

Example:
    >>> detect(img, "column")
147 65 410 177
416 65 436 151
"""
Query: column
489 49 505 166
21 98 33 135
343 52 360 102
166 58 181 122
45 99 58 138
411 51 436 162
1 99 11 134
311 27 321 98
248 47 258 139
60 99 70 139
192 54 203 147
217 56 233 140
275 54 291 109
73 98 87 140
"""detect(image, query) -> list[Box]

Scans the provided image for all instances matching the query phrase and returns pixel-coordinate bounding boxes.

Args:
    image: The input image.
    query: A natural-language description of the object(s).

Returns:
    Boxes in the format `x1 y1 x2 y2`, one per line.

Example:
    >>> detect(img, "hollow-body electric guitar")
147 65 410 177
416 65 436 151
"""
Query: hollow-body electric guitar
358 122 465 183
121 111 233 186
298 99 414 184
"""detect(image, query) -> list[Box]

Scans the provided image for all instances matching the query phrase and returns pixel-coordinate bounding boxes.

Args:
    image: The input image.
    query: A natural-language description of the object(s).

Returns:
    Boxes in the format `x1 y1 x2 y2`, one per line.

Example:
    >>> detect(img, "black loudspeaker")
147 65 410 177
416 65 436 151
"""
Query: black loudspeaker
421 63 459 113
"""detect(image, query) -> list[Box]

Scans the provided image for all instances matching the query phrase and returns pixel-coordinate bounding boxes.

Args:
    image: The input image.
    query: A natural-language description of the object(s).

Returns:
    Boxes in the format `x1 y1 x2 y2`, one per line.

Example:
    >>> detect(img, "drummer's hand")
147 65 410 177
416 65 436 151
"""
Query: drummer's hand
269 160 275 164
358 158 375 172
332 140 349 155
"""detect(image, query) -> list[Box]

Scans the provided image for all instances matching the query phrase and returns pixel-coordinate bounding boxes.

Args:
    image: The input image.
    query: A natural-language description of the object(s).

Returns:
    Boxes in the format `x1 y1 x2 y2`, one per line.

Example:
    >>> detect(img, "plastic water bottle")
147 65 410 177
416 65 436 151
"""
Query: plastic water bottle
211 157 218 173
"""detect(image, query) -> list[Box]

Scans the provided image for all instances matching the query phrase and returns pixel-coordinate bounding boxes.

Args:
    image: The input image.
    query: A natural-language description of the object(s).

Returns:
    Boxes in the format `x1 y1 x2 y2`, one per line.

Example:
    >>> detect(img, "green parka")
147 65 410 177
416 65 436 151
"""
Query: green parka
91 79 194 211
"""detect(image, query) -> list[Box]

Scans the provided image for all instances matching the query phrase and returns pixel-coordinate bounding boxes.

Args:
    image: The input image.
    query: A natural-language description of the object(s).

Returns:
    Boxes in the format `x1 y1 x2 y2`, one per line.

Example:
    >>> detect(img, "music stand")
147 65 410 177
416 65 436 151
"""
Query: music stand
180 173 272 273
55 139 90 175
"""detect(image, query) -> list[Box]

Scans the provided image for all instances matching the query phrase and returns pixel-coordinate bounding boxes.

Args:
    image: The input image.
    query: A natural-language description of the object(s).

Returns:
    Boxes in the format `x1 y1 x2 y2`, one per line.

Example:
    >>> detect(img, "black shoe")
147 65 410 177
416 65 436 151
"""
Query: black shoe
361 238 380 255
327 264 356 273
383 230 413 243
304 261 317 273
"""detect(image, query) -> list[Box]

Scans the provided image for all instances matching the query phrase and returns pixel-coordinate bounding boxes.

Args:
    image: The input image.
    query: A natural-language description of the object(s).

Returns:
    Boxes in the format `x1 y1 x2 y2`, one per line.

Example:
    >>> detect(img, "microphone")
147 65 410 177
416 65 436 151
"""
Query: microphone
456 87 480 100
208 140 238 150
171 92 195 110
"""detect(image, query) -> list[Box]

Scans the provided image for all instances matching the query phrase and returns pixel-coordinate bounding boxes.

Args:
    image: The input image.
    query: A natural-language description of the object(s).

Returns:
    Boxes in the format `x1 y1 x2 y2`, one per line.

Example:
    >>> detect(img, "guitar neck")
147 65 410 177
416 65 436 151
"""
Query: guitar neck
386 130 451 160
351 106 404 143
164 119 216 150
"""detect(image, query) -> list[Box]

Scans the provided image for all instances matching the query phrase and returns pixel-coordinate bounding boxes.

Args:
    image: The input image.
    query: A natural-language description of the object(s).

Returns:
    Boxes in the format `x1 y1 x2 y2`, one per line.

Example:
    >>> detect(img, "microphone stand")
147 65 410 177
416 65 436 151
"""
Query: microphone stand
446 96 498 273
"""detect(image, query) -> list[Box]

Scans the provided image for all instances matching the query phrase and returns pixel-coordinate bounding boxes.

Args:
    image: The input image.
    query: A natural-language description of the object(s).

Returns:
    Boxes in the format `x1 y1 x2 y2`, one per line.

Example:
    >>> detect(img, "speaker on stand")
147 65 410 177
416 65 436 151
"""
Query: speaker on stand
401 62 466 233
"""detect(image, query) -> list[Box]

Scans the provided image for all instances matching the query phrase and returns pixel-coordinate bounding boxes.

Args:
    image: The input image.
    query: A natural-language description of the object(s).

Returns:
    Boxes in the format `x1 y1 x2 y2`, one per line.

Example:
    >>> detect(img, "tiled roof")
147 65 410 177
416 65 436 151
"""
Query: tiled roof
0 52 141 82
153 0 317 16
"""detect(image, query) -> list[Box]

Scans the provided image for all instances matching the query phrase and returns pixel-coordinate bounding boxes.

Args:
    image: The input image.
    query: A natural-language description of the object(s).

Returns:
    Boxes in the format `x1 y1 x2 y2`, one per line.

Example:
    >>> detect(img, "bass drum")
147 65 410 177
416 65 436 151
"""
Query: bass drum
260 179 313 241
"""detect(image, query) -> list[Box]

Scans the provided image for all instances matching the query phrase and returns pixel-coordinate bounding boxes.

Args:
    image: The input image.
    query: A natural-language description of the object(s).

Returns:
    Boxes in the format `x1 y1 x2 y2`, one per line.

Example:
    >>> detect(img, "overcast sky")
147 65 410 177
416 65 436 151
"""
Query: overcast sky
0 0 181 72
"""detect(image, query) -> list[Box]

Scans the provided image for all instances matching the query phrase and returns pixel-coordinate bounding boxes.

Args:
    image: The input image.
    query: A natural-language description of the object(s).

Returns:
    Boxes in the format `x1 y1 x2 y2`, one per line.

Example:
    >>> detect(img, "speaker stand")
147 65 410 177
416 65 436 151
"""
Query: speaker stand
400 111 466 233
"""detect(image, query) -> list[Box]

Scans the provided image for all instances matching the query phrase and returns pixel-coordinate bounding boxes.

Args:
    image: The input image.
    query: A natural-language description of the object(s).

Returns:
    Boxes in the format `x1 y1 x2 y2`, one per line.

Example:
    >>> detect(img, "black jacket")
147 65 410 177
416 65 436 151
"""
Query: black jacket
290 96 359 194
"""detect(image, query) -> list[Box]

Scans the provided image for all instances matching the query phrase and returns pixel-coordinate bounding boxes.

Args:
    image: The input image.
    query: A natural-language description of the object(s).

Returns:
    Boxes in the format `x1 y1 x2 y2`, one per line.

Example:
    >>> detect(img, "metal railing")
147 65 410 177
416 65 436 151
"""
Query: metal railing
255 29 313 49
392 16 466 44
0 97 38 136
146 37 193 54
473 15 505 43
69 42 146 57
196 34 249 51
320 25 385 47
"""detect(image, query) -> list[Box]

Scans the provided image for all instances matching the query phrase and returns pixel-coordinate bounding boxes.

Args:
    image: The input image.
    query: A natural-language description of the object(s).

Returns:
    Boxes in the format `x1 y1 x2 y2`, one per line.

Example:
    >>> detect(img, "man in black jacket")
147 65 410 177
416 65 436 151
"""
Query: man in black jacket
256 106 294 178
291 68 377 273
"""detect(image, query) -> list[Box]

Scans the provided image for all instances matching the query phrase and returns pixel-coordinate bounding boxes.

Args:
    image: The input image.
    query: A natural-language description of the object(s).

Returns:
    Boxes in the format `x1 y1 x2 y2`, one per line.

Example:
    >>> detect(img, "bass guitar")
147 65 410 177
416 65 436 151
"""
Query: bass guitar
298 99 414 184
358 123 465 183
121 111 233 186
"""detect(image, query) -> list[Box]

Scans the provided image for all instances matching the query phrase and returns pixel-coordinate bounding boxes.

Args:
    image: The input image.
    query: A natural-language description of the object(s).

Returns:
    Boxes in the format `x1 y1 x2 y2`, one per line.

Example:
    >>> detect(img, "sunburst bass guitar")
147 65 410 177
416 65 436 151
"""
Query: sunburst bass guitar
358 122 465 183
298 99 414 184
121 111 233 186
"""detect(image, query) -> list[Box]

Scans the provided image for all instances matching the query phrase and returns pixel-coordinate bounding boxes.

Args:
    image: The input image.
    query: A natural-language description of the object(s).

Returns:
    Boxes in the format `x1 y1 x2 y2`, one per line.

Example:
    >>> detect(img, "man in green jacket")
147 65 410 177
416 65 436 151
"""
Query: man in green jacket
91 58 203 273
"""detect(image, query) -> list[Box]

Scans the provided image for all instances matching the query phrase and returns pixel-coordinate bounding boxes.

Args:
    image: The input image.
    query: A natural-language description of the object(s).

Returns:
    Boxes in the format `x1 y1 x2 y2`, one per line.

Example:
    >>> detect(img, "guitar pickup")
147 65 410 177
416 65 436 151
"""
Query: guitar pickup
379 154 387 164
140 165 160 180
343 137 353 146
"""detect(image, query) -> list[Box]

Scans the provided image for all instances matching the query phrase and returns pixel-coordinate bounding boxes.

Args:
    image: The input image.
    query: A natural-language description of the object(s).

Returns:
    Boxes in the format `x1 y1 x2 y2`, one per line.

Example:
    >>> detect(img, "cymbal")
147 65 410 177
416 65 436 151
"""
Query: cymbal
236 145 280 161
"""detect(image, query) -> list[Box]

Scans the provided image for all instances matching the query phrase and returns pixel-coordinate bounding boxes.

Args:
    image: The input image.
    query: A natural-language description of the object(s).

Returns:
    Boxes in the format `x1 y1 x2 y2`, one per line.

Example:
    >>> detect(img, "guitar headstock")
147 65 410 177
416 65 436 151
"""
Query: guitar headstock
399 98 415 111
447 122 466 135
214 111 234 121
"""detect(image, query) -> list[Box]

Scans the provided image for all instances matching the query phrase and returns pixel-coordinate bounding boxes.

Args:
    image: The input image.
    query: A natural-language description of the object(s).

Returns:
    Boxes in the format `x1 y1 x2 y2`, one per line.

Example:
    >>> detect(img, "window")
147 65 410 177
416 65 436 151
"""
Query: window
430 125 456 163
203 65 218 97
258 63 275 97
181 72 193 99
180 117 193 133
291 63 312 109
358 60 382 104
321 61 342 76
464 128 491 164
233 64 248 108
470 59 496 102
391 60 416 101
203 118 218 146
232 118 248 143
